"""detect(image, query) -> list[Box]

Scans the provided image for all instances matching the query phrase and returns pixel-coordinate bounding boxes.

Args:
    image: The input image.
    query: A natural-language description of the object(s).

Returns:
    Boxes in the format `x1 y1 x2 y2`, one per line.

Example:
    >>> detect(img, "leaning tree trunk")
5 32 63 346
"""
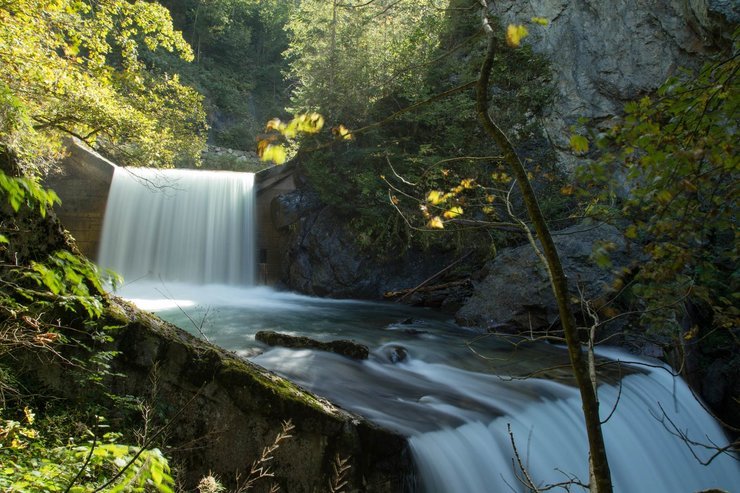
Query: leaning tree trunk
474 17 614 493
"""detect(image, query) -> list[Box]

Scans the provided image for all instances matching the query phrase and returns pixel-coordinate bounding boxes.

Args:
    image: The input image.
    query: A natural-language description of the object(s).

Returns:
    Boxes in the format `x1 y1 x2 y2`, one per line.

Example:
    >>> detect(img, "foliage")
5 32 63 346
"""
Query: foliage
0 170 60 222
577 46 739 336
1 409 174 493
284 0 446 125
280 2 557 256
0 0 207 173
258 113 327 164
154 0 295 150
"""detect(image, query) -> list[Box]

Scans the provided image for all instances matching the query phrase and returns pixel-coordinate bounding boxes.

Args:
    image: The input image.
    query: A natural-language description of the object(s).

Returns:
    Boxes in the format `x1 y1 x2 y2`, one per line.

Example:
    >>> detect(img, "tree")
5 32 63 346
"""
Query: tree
475 4 612 491
0 0 207 174
154 0 296 149
284 0 445 125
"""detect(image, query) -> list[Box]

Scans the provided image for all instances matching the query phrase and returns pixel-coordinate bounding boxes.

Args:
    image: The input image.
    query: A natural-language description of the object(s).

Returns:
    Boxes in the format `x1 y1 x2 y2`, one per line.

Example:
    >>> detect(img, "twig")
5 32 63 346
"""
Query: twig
395 251 473 302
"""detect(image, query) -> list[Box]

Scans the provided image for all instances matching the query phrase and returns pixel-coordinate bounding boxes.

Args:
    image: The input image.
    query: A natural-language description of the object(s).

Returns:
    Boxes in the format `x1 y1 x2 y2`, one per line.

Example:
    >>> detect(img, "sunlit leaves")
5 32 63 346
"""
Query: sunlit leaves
530 17 549 26
443 206 463 219
258 113 329 164
259 142 288 165
0 171 60 217
0 0 206 172
333 124 353 140
506 24 529 48
426 190 446 205
569 134 589 154
427 216 444 229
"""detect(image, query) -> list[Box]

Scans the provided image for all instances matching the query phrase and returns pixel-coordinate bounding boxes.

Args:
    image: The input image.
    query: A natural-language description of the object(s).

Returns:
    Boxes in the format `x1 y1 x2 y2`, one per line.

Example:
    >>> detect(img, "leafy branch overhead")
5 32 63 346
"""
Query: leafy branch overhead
0 0 207 173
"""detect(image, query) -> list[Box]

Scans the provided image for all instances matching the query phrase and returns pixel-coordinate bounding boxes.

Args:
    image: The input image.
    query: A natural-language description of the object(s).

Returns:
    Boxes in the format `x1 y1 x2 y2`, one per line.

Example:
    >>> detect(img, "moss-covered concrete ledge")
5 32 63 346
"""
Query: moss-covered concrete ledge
102 298 410 491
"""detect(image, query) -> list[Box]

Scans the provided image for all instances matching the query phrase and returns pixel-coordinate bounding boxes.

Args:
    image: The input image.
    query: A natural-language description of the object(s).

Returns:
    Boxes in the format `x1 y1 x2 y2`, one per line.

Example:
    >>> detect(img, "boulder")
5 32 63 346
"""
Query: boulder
456 222 636 334
256 330 370 360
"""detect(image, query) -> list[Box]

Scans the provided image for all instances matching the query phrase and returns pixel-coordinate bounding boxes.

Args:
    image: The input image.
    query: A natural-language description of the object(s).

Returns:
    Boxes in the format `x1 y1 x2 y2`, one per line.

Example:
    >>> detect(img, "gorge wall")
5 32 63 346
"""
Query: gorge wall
489 0 737 171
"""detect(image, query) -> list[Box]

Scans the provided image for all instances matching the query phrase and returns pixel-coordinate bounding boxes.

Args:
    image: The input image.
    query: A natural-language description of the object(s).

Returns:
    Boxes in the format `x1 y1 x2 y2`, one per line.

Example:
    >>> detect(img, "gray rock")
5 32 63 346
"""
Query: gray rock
282 203 471 300
488 0 734 172
456 222 635 333
255 330 370 360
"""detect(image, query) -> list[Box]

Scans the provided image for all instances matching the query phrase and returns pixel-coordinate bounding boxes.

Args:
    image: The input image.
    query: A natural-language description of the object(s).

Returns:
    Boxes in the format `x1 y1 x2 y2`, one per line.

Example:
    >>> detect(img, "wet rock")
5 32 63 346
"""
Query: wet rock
255 330 370 360
282 203 473 301
385 345 408 364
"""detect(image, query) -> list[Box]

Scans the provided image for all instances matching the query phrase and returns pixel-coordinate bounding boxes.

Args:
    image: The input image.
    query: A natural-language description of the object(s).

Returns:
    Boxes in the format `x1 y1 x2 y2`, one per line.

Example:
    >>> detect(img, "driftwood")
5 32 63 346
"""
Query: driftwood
255 330 369 360
384 279 471 299
389 252 473 302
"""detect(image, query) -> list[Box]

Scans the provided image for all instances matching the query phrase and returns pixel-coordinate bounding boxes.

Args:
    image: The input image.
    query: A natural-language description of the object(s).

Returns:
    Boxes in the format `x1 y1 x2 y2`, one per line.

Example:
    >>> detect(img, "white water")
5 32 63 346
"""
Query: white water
410 348 739 492
99 170 739 492
98 167 255 285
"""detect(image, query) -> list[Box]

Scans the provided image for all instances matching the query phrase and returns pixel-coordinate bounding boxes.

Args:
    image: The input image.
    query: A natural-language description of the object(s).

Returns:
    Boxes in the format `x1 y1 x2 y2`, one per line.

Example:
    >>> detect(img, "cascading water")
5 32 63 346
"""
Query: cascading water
98 167 255 285
99 169 738 492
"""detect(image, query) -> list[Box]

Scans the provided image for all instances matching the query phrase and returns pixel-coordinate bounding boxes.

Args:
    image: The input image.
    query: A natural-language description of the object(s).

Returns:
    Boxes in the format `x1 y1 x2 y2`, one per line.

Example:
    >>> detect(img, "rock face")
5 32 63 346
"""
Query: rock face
489 0 737 171
276 189 473 303
456 222 635 334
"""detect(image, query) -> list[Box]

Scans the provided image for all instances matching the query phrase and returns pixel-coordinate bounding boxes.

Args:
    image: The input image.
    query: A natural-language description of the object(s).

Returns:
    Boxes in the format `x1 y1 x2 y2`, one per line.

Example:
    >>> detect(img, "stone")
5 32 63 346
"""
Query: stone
456 221 637 334
384 345 408 364
488 0 735 172
255 330 370 360
282 202 475 301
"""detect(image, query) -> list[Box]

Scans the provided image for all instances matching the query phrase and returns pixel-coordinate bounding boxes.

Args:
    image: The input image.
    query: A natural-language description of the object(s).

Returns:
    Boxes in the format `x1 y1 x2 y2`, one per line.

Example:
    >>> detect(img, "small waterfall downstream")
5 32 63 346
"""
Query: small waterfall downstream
98 169 739 492
98 167 255 285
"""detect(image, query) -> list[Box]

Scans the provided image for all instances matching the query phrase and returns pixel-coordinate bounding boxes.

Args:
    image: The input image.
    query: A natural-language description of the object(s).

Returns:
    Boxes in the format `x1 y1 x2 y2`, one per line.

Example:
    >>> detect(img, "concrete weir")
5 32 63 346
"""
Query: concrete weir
45 140 295 285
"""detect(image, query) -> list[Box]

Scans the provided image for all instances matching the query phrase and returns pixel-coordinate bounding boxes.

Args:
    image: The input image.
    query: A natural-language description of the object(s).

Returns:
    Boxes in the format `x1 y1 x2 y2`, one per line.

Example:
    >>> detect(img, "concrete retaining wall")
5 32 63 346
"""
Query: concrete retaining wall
44 140 116 259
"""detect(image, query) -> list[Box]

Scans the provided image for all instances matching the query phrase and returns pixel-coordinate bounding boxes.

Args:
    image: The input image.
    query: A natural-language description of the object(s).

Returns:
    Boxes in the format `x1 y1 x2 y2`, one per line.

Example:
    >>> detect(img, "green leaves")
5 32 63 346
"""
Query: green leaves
0 0 207 173
569 134 589 154
577 49 740 335
0 171 60 217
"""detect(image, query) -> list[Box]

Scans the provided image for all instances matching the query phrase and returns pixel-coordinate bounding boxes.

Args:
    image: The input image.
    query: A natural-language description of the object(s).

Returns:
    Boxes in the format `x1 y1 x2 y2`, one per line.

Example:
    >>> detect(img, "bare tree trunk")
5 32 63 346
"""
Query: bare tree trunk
474 17 614 493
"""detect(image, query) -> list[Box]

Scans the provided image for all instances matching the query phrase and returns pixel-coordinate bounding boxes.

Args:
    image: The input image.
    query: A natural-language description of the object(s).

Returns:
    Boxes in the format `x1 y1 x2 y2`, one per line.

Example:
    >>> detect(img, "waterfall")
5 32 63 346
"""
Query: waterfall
98 167 255 285
408 349 739 492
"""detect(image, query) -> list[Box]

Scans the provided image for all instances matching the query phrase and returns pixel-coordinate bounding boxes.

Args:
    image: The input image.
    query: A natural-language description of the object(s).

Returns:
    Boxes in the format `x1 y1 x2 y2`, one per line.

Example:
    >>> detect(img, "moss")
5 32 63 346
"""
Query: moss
218 357 332 415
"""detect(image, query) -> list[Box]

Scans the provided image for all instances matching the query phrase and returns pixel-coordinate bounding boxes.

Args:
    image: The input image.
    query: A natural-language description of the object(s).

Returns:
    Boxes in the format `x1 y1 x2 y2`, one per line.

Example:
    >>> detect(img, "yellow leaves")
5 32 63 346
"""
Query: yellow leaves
506 24 529 48
257 140 287 164
332 124 353 140
426 190 446 205
262 145 287 165
486 194 496 203
460 178 476 189
427 216 445 229
23 407 34 425
569 134 589 154
684 325 699 341
265 113 325 138
625 224 638 239
530 17 549 26
443 206 463 219
491 171 511 183
656 190 672 204
293 112 325 134
259 113 331 165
